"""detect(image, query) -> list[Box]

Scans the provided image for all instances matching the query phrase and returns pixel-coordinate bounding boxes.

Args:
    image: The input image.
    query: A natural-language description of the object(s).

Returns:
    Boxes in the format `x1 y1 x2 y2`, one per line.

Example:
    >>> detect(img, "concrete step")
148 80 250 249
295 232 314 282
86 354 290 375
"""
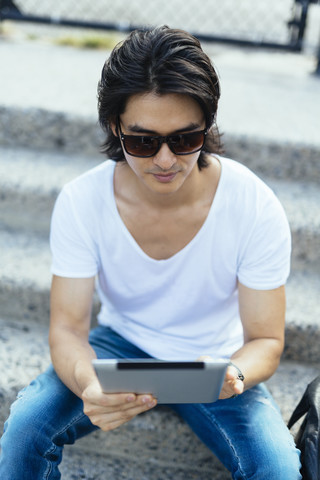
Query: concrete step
0 106 102 157
0 317 319 480
0 145 100 237
0 230 51 324
0 228 319 362
0 145 319 271
266 178 320 273
285 270 320 363
0 230 101 325
224 137 320 185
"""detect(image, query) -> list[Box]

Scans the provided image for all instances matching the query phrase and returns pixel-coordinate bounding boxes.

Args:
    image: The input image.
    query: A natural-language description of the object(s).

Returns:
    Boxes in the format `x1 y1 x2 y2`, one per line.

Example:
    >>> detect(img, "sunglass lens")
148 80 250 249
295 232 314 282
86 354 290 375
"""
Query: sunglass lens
171 132 204 154
124 136 158 156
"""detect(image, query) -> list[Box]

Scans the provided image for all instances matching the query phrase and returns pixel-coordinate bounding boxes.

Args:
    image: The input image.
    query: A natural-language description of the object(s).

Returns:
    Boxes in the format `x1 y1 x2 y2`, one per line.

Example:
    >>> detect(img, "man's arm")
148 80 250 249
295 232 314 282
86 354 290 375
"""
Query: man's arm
49 275 97 397
49 275 157 431
219 282 286 399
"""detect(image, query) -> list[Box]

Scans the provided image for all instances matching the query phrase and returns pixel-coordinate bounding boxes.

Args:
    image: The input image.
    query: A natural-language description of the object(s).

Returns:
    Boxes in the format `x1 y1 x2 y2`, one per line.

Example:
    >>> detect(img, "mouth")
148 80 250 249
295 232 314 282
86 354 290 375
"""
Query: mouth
152 172 178 183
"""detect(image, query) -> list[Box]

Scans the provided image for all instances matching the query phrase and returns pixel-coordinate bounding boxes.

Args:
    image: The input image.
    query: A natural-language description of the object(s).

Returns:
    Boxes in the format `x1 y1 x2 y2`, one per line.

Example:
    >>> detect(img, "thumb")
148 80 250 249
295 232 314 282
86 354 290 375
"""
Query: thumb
226 365 239 381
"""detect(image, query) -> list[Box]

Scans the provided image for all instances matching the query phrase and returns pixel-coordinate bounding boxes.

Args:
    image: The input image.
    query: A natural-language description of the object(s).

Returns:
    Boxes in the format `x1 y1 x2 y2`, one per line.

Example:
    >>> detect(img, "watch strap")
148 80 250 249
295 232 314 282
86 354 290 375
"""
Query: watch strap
229 361 245 381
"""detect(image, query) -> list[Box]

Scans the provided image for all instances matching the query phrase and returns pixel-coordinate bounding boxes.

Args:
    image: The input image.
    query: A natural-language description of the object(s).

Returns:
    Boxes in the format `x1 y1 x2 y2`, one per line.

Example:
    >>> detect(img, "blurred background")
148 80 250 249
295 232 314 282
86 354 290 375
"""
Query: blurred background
1 0 320 143
1 0 320 55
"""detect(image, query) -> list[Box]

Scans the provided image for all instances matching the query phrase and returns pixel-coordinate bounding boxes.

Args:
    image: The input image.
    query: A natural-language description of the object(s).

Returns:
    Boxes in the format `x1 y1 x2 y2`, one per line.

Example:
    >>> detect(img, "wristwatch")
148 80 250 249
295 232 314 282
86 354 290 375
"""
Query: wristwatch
229 361 245 381
228 362 245 398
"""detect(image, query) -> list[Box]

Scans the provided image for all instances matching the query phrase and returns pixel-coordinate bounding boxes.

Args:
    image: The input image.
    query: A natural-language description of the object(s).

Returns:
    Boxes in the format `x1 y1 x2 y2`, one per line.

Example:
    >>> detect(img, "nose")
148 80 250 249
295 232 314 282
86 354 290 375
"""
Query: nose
152 142 177 170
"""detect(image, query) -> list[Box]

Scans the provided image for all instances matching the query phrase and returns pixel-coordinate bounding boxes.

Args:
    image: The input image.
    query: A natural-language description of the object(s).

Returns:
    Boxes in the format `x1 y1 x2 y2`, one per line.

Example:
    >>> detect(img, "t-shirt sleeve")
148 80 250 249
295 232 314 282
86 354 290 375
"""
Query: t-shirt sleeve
237 189 291 290
50 187 99 278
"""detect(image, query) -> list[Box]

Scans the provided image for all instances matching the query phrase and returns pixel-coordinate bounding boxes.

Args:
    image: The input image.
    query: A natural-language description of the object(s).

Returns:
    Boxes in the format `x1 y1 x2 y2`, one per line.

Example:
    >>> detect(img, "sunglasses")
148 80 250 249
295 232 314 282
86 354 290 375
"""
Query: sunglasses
118 121 208 158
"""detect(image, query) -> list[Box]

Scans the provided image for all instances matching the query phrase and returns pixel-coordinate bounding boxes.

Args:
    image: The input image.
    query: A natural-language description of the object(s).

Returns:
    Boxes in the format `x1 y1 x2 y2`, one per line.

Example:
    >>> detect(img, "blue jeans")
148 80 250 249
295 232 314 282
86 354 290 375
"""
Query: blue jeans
0 326 301 479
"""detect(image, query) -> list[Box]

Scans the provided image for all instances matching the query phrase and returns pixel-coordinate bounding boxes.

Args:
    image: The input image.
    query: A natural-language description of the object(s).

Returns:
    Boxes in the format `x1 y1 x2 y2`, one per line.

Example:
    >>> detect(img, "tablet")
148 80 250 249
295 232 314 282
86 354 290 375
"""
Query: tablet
92 358 228 404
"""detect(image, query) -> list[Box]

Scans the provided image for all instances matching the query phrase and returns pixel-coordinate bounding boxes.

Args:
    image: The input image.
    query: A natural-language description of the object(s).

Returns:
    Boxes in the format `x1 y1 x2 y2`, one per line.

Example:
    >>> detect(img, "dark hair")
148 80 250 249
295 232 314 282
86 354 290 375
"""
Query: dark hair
97 25 222 169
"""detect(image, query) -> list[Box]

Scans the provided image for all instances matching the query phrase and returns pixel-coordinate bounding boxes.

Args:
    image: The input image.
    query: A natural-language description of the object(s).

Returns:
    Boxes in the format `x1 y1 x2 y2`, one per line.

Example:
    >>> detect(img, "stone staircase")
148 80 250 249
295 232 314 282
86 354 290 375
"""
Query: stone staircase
1 107 320 479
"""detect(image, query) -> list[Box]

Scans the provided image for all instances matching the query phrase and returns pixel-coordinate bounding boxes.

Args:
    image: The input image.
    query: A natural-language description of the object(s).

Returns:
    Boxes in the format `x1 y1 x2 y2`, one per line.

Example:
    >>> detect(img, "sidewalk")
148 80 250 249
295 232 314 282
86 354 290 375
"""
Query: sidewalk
1 33 319 147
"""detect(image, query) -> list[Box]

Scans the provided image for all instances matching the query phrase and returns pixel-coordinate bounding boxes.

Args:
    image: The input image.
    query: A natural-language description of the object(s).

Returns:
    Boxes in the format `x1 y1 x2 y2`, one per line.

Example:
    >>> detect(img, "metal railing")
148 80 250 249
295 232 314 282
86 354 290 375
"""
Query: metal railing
1 0 319 72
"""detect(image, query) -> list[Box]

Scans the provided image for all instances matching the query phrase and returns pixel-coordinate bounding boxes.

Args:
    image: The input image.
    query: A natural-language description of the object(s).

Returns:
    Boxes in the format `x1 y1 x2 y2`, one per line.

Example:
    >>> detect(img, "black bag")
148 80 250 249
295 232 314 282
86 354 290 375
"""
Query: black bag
288 375 320 480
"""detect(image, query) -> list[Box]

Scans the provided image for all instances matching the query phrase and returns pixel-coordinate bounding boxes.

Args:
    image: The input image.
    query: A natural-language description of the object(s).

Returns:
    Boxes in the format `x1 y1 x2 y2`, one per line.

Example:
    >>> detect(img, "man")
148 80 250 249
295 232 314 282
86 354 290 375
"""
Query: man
0 26 301 478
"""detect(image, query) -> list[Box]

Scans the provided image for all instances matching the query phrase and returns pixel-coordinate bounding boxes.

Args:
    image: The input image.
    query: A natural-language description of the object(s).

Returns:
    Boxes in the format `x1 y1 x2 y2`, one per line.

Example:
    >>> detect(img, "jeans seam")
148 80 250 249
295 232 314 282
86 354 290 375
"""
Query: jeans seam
43 411 88 480
197 403 247 479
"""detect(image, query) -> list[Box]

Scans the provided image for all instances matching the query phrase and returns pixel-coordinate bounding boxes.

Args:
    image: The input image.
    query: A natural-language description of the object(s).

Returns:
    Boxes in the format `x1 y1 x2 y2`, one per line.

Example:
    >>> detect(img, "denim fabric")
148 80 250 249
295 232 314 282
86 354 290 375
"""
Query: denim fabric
0 326 301 479
171 385 302 479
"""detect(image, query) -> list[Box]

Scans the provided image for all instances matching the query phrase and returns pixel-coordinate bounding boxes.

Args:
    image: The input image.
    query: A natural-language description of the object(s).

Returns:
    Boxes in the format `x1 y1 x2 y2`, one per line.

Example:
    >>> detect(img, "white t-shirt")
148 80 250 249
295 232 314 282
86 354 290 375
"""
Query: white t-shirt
50 157 291 361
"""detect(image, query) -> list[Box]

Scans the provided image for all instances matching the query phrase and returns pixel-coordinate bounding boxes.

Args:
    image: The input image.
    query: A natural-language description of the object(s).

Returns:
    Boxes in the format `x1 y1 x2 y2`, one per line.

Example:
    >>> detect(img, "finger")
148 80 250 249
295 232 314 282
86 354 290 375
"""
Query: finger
220 377 244 399
136 394 157 406
84 392 157 418
110 399 156 424
233 379 244 395
89 397 157 431
84 388 138 408
102 398 156 422
100 394 157 413
103 392 157 408
100 392 140 407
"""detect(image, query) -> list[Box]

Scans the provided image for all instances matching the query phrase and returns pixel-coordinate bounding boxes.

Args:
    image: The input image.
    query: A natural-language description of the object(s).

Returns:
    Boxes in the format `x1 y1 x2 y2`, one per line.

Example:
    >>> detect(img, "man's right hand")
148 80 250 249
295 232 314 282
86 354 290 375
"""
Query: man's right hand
81 379 157 431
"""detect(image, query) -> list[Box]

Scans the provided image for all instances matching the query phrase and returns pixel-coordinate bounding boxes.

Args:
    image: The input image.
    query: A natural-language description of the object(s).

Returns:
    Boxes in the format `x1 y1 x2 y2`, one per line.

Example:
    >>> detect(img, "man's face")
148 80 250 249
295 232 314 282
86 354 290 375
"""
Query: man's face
113 92 206 196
